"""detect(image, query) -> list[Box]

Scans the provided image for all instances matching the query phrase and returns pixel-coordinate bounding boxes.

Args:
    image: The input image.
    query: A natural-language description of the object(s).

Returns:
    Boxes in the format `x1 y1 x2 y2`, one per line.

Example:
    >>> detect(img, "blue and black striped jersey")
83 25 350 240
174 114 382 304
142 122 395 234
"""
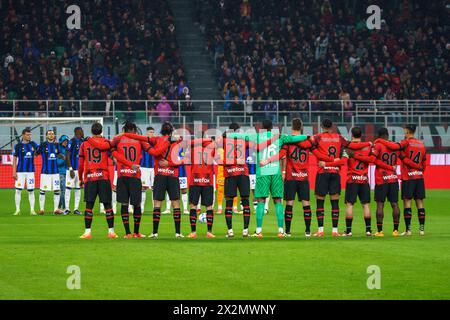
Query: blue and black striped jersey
67 137 83 170
13 141 39 173
246 148 256 175
140 149 154 168
36 141 61 174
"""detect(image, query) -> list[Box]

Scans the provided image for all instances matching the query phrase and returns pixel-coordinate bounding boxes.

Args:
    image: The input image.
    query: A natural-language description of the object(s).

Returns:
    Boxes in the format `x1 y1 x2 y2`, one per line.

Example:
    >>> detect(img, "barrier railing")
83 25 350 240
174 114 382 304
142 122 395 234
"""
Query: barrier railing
1 99 449 125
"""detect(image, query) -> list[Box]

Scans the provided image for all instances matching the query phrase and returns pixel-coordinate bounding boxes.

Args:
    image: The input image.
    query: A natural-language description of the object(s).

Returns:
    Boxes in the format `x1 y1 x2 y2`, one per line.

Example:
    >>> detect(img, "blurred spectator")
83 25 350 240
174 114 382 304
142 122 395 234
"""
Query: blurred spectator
156 96 172 122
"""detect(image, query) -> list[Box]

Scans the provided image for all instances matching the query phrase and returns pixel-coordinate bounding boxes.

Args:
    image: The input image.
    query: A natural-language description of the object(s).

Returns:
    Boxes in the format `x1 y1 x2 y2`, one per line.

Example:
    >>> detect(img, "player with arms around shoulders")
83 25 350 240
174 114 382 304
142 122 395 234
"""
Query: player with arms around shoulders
333 127 393 236
261 118 333 237
312 118 371 237
372 127 401 237
36 129 65 215
64 127 84 215
12 128 39 216
78 122 120 239
375 124 427 236
228 119 308 238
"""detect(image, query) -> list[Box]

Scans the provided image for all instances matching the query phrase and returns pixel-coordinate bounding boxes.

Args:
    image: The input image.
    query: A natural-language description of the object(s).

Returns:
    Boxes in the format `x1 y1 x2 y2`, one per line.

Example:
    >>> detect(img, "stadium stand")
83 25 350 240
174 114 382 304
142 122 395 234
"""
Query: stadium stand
196 0 449 112
0 0 185 117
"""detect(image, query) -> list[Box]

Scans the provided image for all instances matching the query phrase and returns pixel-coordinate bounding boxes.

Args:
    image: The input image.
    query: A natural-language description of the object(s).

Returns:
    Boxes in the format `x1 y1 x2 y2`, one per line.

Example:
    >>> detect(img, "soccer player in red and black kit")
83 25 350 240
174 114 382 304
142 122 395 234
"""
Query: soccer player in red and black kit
376 124 427 236
88 121 169 238
183 136 218 238
311 119 371 237
372 127 401 237
261 118 333 237
78 123 119 239
123 122 183 238
325 127 393 236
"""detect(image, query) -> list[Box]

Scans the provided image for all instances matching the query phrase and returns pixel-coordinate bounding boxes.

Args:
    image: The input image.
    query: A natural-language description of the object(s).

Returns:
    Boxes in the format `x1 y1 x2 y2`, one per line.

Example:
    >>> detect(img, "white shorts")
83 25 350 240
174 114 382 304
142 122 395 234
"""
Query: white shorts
179 177 188 189
141 167 154 188
65 170 80 189
40 174 60 192
15 172 35 190
249 174 256 190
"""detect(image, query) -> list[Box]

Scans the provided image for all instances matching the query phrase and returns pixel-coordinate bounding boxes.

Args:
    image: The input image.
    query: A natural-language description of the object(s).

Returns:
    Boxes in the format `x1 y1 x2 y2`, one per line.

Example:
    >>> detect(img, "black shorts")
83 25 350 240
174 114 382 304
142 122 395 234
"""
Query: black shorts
375 182 399 203
315 172 341 196
402 179 426 200
224 175 250 198
284 180 310 201
153 175 180 201
189 185 214 206
84 179 112 204
116 176 142 206
345 183 371 204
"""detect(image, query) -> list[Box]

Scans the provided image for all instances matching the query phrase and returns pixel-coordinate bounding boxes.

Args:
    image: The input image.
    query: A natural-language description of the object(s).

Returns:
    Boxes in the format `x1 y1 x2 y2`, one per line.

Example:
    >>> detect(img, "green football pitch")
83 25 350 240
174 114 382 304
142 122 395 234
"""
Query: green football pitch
0 188 449 300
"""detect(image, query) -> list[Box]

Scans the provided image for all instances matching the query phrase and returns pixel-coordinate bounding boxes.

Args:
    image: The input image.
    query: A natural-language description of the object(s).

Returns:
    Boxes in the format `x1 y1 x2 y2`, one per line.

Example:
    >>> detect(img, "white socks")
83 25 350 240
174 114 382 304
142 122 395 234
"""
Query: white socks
112 190 117 213
166 193 171 211
28 190 35 212
74 188 81 210
39 192 45 211
65 188 71 210
181 193 188 211
256 227 262 234
15 189 21 211
141 190 147 211
53 192 60 211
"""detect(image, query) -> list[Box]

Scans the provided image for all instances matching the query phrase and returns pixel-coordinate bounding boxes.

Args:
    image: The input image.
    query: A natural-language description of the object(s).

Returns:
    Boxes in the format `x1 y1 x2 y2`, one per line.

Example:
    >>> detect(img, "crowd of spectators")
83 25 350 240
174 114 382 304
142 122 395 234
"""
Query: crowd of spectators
0 0 188 118
196 0 449 117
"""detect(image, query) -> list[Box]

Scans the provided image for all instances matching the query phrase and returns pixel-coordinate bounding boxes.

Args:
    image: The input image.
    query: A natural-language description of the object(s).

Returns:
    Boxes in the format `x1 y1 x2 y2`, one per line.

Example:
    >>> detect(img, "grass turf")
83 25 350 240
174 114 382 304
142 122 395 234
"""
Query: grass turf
0 188 449 300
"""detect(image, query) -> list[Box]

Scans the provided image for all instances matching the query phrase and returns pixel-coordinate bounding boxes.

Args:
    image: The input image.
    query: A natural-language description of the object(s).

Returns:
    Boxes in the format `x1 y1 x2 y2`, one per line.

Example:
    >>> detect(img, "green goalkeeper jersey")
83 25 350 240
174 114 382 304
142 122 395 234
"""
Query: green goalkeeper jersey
226 131 307 176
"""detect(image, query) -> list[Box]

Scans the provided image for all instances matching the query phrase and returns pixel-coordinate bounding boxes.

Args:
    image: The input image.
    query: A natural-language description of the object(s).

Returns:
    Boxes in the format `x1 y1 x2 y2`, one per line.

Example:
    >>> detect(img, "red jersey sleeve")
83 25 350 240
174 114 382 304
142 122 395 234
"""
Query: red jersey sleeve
78 142 85 182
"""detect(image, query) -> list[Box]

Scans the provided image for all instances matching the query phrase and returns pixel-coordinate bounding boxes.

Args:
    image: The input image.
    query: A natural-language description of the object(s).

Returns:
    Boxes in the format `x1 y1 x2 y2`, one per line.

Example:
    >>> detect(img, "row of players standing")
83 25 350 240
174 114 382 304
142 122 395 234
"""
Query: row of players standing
76 118 426 239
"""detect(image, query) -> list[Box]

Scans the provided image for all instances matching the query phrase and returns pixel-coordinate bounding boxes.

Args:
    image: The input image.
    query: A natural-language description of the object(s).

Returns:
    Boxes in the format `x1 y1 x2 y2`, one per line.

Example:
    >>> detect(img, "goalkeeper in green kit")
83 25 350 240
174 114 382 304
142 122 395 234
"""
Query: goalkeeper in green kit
226 119 307 237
